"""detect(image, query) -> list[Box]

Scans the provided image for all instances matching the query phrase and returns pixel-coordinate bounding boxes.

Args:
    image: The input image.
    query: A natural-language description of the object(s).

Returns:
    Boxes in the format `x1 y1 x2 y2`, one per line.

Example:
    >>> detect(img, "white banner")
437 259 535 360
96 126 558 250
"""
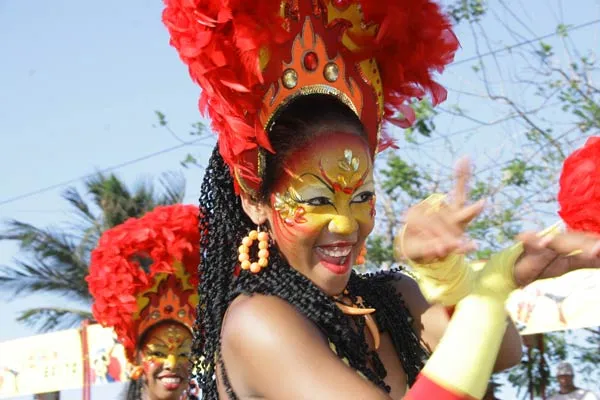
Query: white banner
0 324 128 398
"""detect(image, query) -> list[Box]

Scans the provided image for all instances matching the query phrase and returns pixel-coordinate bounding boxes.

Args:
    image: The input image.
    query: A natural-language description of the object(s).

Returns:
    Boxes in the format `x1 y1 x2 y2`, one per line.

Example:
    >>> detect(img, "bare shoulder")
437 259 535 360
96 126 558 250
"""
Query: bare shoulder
219 294 388 399
221 293 327 355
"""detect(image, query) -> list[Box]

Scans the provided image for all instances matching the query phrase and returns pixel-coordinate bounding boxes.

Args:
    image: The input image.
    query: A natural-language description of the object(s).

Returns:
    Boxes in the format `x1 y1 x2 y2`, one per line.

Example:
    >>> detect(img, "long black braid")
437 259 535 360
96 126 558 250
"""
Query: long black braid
123 379 142 400
192 95 428 400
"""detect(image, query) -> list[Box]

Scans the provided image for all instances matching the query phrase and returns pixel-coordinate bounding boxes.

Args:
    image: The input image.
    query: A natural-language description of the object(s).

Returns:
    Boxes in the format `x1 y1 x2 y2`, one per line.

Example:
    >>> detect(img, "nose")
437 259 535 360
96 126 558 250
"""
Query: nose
164 354 176 369
328 211 358 235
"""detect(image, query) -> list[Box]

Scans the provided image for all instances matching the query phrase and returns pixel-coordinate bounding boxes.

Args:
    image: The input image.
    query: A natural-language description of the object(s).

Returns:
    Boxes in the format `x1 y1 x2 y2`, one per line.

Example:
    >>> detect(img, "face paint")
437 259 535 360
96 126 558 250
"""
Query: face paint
267 132 375 296
139 323 192 400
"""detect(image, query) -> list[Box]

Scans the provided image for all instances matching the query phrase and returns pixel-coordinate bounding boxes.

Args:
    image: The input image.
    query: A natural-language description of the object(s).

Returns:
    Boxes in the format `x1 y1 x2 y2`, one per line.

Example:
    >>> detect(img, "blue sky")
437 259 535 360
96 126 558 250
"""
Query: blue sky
1 0 598 398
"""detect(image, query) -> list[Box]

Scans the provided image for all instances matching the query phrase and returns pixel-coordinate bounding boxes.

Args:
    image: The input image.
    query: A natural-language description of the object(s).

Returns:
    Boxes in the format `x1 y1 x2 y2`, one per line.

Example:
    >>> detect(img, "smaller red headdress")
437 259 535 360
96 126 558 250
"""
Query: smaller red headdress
86 204 201 362
558 136 600 233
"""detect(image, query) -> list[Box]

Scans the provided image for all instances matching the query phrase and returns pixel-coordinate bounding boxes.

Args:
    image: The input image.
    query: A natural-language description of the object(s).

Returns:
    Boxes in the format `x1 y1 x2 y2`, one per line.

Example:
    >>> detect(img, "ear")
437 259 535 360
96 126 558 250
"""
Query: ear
240 193 269 225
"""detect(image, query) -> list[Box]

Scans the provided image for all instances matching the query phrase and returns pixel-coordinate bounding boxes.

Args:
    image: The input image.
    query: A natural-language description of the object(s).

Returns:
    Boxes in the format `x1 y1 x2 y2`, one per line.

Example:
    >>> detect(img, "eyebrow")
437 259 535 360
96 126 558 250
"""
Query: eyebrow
148 337 169 346
298 172 335 194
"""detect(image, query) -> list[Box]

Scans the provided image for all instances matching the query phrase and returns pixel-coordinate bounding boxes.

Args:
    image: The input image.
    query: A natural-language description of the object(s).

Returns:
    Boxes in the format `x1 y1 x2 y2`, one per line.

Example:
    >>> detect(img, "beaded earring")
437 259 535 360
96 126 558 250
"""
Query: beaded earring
356 245 367 265
238 228 270 273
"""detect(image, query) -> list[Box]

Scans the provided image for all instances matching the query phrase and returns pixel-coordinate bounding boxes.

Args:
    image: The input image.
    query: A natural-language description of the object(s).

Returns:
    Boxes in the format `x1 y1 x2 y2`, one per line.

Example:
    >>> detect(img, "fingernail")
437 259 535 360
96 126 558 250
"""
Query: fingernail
538 235 553 247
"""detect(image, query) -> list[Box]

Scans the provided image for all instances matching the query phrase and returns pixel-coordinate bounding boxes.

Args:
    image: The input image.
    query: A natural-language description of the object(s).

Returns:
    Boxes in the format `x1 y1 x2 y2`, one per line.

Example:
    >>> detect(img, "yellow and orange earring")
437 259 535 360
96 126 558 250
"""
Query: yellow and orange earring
356 245 367 265
238 228 270 273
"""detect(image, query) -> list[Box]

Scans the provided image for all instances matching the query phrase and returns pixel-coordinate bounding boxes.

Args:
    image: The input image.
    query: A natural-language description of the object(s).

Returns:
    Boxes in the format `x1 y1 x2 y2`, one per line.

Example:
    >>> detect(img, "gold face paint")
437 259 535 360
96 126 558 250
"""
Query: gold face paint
273 143 374 232
141 324 192 372
268 132 375 295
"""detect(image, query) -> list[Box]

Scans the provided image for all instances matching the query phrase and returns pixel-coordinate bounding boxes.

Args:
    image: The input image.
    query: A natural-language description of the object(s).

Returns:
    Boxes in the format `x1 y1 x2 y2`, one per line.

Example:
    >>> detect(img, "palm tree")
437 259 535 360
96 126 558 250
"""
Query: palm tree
0 172 186 332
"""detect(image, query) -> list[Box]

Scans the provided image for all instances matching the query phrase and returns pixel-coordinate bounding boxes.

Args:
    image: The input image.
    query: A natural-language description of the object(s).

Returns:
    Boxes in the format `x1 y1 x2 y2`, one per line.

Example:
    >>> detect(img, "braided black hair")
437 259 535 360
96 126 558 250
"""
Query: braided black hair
123 379 142 400
192 95 428 399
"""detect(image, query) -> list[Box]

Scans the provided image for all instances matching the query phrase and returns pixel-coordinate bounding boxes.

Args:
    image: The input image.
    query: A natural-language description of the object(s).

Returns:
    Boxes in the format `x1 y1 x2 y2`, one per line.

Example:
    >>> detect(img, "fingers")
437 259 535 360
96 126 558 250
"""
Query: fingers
398 158 482 263
450 157 471 210
541 231 600 258
399 234 465 263
534 255 600 282
452 198 486 227
517 231 551 250
400 210 478 263
515 230 600 286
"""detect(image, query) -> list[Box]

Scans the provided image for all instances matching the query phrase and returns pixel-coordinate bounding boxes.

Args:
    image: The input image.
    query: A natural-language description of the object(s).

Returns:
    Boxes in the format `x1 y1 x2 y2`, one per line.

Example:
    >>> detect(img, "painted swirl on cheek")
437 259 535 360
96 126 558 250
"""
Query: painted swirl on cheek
273 189 307 226
142 356 162 376
271 197 317 249
369 195 376 218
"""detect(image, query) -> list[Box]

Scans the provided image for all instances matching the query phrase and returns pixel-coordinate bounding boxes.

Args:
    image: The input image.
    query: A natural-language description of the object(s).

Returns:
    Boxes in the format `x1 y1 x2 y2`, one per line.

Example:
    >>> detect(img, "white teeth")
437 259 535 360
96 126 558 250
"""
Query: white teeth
318 246 352 257
161 377 181 384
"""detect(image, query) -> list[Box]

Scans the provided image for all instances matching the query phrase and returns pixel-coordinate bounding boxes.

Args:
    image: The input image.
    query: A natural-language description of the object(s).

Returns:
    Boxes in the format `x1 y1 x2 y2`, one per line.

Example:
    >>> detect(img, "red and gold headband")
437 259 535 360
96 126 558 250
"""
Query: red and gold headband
86 204 201 362
163 0 458 195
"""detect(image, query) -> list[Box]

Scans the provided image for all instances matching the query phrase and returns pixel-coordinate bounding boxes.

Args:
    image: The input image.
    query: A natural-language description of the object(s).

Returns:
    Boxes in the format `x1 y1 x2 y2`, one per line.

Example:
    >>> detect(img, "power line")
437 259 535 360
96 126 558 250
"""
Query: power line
3 20 598 208
0 139 209 207
450 18 600 67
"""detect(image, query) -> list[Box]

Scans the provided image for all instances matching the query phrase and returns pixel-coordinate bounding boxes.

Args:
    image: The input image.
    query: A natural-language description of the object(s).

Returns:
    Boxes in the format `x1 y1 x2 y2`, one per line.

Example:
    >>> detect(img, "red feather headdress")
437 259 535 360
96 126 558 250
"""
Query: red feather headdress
163 0 458 196
558 136 600 233
86 204 201 362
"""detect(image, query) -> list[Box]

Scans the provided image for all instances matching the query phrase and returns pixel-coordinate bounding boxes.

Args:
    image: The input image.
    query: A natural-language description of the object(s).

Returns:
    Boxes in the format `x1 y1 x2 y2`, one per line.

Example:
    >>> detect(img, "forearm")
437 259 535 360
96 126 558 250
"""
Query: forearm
406 296 508 399
406 243 522 399
493 318 522 372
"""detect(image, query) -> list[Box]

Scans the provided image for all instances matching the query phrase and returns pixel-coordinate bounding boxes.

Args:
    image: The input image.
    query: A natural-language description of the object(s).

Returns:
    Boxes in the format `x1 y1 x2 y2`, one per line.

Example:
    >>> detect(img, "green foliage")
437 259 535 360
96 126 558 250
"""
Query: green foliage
380 155 425 199
155 110 168 126
404 100 438 141
501 159 543 187
536 42 554 60
372 11 600 398
365 235 395 266
447 0 487 23
507 333 567 398
556 24 571 38
154 111 212 169
0 173 186 332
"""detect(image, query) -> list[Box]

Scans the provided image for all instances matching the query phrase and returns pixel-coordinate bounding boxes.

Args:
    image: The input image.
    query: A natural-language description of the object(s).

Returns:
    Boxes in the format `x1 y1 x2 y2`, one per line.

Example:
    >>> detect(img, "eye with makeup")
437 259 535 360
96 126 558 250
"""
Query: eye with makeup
303 196 334 207
351 191 375 204
144 344 167 358
147 350 166 358
290 189 333 208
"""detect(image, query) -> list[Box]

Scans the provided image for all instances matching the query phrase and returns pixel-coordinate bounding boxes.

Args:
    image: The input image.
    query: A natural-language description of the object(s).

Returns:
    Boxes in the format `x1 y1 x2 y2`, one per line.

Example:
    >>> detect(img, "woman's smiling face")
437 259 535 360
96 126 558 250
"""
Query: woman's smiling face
139 322 192 400
265 131 375 295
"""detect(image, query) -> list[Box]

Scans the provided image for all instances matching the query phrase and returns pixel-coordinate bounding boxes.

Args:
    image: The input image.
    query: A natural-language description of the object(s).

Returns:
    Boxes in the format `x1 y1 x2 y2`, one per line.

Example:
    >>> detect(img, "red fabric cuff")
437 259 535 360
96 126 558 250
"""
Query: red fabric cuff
446 306 456 318
404 373 477 400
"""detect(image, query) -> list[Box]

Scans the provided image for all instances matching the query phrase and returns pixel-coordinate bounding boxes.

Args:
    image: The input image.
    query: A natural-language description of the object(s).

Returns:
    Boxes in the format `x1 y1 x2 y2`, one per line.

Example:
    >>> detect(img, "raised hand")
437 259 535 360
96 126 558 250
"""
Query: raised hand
395 158 484 264
513 228 600 287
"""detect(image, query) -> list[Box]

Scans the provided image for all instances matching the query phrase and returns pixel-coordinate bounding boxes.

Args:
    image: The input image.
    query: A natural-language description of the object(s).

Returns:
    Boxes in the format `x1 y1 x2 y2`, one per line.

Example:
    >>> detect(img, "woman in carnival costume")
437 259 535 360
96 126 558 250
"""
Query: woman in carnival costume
162 0 600 398
87 204 201 400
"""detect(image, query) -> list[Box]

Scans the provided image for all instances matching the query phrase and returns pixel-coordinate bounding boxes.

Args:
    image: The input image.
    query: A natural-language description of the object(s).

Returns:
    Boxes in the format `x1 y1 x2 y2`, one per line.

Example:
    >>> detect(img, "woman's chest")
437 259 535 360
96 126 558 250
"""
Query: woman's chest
376 331 409 400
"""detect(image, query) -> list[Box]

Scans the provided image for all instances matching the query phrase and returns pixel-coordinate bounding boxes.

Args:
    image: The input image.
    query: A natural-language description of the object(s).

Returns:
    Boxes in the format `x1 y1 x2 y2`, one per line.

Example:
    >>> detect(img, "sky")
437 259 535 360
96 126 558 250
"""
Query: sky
0 0 598 399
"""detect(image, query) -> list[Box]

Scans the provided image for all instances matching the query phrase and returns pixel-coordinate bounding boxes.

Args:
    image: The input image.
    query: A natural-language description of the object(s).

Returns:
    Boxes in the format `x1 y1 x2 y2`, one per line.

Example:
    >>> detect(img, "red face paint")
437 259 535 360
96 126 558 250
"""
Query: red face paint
139 323 192 399
268 132 376 296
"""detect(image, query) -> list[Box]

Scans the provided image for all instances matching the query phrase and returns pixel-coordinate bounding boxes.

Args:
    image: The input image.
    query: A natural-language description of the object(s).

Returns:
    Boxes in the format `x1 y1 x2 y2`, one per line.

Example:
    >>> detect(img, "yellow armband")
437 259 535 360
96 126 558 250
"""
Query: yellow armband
421 243 522 399
408 253 474 306
402 194 474 306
